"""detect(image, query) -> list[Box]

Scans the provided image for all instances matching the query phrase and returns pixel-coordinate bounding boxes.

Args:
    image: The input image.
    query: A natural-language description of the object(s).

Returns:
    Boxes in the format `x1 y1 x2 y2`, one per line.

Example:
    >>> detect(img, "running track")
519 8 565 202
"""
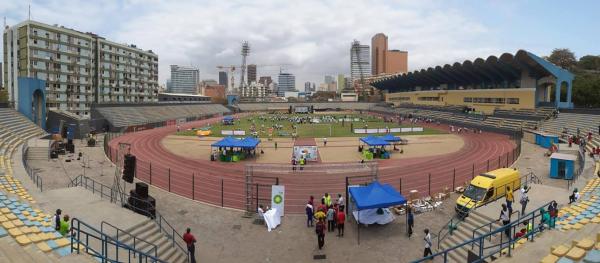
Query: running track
108 114 517 214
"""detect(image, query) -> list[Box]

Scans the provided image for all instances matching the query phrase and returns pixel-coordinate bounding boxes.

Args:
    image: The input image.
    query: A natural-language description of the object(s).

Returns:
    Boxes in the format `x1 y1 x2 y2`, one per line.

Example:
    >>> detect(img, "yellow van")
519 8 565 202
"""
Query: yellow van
456 168 521 214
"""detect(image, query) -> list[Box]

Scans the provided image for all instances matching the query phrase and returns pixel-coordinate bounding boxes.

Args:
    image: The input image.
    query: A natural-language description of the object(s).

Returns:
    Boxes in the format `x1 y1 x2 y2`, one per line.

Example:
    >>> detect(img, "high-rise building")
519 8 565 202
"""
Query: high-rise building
277 73 295 97
258 76 272 88
247 64 257 84
371 33 408 75
350 40 371 83
218 71 228 87
304 82 311 92
386 50 408 74
3 20 158 116
371 33 388 75
241 82 267 98
337 74 346 93
169 65 200 94
0 62 3 89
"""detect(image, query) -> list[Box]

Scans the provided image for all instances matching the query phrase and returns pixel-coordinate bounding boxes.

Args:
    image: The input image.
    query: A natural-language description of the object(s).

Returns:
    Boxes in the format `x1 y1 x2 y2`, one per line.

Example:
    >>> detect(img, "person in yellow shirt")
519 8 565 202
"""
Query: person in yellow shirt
506 186 514 216
324 193 332 207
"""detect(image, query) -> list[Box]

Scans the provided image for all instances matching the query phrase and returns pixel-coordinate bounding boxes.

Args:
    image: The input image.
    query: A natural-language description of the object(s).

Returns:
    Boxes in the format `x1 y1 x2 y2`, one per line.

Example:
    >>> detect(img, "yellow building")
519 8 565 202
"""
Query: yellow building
373 50 574 113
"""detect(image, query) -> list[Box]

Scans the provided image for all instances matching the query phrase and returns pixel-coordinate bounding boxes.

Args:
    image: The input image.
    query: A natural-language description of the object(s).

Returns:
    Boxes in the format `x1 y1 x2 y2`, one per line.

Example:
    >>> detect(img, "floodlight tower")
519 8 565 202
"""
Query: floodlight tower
238 41 251 94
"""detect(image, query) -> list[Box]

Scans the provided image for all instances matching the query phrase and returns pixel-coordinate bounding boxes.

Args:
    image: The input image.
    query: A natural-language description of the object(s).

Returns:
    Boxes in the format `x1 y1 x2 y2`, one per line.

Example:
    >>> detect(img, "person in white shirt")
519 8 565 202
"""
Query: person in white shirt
520 185 530 215
423 229 432 257
337 194 344 210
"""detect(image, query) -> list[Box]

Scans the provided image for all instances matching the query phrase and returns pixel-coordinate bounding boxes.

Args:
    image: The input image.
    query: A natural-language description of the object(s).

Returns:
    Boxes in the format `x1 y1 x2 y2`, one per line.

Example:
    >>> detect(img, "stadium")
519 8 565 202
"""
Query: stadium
1 49 599 263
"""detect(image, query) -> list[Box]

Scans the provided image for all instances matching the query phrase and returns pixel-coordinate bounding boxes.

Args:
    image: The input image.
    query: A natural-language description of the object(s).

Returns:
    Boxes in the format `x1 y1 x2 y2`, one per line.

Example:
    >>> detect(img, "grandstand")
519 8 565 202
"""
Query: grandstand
372 50 575 113
91 103 231 131
541 111 600 153
237 102 376 112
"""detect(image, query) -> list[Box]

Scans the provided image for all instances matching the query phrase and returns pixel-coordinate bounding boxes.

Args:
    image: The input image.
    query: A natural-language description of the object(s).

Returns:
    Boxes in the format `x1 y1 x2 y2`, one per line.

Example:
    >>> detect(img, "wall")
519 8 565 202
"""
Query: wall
385 88 536 114
385 50 408 74
17 77 46 129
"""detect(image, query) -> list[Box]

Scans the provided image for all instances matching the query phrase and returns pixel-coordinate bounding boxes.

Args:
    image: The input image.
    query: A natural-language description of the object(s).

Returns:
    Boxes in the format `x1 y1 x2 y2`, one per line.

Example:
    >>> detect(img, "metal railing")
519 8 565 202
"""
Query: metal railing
71 218 164 263
101 221 158 258
471 210 520 248
436 199 476 250
21 144 43 191
414 201 553 263
68 175 190 263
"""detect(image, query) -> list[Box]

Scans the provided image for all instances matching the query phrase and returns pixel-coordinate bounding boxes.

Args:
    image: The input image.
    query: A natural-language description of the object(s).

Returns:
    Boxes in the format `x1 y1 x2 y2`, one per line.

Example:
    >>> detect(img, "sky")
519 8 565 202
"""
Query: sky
1 0 599 91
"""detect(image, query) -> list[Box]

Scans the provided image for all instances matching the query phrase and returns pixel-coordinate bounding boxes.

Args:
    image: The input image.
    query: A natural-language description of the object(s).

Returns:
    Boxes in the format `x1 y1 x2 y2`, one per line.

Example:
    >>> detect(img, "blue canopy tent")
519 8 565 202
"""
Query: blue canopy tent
222 115 235 125
210 136 261 162
359 135 391 159
380 134 401 142
348 181 407 244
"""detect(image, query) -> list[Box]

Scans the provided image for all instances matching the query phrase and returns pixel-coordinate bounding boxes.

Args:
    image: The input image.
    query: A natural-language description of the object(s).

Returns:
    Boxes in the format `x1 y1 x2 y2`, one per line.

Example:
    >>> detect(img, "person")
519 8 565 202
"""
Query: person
514 222 528 239
275 141 278 150
569 188 580 204
183 228 197 263
324 193 332 207
326 206 335 232
423 229 433 258
539 208 550 232
336 207 345 237
54 209 62 231
257 205 265 219
407 206 414 238
520 185 530 215
323 137 327 147
316 218 326 250
291 157 297 171
59 214 71 237
317 199 327 214
306 202 314 227
526 219 533 240
506 186 514 217
309 195 314 207
299 157 305 171
337 194 345 211
548 201 558 229
498 204 511 239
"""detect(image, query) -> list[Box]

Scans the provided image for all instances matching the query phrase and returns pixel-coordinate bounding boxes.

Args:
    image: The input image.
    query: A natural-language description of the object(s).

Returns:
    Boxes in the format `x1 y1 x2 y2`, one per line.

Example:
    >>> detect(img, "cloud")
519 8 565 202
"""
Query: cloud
2 0 501 90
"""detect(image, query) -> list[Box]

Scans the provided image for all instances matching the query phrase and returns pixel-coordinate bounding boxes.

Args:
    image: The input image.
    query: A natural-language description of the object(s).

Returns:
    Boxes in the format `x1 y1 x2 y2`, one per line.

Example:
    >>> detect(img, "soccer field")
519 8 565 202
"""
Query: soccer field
176 113 446 138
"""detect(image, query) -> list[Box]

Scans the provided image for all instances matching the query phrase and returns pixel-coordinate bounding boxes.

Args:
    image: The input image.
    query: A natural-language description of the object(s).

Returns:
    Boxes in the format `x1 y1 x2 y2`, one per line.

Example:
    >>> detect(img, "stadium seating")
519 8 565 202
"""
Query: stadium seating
0 109 82 259
237 102 376 112
95 103 231 128
494 107 555 121
541 112 600 153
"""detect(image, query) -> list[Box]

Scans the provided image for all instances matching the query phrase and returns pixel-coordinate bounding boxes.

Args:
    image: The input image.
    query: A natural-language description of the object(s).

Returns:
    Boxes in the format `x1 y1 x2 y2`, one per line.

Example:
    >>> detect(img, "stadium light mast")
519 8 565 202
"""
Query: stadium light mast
238 41 250 94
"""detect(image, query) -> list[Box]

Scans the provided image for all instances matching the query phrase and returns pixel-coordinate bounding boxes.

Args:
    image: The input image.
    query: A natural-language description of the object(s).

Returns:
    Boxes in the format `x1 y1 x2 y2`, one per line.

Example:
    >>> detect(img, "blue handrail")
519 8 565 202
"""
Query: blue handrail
413 201 552 263
101 221 158 259
71 218 165 263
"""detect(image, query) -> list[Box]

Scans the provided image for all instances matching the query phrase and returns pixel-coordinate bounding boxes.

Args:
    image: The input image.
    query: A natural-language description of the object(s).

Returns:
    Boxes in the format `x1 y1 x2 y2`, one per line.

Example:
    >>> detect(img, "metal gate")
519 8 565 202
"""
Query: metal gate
245 165 279 214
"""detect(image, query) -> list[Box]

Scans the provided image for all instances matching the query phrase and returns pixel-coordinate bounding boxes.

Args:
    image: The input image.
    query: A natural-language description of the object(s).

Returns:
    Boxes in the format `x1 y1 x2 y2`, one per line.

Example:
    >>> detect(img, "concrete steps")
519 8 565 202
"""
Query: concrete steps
439 210 501 262
120 219 187 263
26 147 49 161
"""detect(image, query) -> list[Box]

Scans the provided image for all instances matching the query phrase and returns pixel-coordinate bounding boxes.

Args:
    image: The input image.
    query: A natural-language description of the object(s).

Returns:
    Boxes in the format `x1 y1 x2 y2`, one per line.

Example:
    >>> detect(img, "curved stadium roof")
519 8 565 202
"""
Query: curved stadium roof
371 50 573 92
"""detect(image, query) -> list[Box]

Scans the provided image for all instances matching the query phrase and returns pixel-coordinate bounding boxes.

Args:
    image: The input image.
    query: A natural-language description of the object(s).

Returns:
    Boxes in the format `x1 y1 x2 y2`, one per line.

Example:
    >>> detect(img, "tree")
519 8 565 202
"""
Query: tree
571 72 600 108
578 55 600 71
546 48 577 69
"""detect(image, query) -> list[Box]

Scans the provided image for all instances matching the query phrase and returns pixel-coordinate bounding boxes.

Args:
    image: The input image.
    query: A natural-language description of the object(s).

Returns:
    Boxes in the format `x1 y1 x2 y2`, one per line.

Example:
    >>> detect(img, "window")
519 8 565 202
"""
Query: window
507 98 520 104
33 39 37 44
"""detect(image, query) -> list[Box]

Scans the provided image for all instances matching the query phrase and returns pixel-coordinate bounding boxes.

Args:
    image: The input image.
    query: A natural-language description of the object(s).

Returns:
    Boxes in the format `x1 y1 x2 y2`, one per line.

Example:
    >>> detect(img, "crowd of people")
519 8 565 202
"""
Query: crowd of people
305 193 346 250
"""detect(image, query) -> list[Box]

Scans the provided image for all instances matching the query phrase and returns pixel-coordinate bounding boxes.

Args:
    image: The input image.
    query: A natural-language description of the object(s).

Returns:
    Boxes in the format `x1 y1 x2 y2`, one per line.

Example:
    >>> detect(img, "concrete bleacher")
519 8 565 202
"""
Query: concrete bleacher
94 103 231 129
237 102 376 112
0 108 93 260
494 107 555 121
541 112 600 153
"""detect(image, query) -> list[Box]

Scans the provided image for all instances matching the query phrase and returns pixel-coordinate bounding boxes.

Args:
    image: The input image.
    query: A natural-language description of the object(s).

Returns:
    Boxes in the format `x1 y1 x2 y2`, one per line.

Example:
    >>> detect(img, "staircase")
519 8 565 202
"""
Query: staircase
120 219 188 263
0 236 95 262
25 146 49 161
439 210 502 262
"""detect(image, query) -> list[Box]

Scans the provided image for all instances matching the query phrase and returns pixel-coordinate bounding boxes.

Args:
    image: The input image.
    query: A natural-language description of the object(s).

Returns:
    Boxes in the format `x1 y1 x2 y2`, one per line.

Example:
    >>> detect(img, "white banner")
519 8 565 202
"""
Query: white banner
354 129 367 134
221 130 233 135
377 128 389 133
293 146 319 161
400 128 412 132
233 130 246 136
390 128 402 133
412 127 424 132
271 185 285 217
366 129 379 134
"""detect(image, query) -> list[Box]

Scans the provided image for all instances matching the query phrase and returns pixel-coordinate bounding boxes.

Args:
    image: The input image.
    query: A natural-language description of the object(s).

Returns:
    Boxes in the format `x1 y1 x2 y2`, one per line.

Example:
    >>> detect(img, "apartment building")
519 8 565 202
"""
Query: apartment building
3 20 159 116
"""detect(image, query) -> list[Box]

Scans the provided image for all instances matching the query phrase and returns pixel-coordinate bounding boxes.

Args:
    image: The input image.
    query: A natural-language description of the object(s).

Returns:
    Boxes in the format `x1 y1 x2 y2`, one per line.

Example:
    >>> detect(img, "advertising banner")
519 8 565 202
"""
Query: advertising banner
271 185 285 217
221 130 234 135
233 130 246 136
293 146 319 161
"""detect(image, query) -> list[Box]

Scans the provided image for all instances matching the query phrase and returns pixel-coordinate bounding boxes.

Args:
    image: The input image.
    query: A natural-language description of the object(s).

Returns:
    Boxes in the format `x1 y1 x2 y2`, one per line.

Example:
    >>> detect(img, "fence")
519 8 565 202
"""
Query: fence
68 175 189 263
21 144 43 191
103 112 523 215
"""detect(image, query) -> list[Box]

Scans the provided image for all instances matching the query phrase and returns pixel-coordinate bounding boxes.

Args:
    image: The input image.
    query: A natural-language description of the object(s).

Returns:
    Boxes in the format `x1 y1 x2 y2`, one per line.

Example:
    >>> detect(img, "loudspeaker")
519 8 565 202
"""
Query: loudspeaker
135 182 149 199
122 154 136 183
127 190 156 217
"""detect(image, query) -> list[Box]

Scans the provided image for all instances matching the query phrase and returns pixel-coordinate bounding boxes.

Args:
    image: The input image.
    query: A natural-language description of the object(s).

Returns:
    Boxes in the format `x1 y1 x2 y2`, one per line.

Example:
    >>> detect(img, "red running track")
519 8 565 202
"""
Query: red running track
108 114 518 214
